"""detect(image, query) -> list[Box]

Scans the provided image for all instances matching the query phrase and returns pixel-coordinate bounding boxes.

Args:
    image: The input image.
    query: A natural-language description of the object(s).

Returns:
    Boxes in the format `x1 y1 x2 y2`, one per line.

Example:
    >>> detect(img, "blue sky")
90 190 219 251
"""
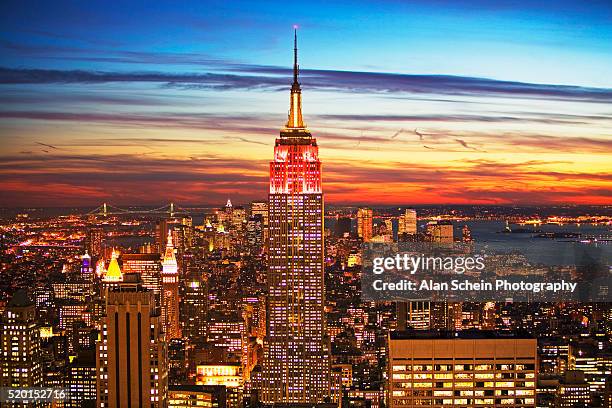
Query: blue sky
2 0 611 85
0 0 610 206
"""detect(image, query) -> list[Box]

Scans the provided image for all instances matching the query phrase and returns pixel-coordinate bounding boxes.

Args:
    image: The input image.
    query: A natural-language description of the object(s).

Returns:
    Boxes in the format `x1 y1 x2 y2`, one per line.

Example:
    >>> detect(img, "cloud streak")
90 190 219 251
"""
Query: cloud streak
0 154 609 206
2 66 612 102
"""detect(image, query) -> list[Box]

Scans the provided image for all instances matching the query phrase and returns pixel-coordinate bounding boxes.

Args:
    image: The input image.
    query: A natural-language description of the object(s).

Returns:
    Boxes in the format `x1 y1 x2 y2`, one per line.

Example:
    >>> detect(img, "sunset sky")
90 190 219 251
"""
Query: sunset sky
0 0 611 207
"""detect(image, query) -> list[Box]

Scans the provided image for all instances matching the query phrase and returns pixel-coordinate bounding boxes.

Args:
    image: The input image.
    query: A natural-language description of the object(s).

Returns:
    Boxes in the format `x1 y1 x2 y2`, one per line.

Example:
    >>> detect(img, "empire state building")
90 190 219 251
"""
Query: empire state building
262 29 330 403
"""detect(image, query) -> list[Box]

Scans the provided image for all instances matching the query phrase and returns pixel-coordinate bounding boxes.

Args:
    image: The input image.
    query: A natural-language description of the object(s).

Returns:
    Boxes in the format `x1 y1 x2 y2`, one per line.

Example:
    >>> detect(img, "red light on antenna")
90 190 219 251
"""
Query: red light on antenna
293 24 299 29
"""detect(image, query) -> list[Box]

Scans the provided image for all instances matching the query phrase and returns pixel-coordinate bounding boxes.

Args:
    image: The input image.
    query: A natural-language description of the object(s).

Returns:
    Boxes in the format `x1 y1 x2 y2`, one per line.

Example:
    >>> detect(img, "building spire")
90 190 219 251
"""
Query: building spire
286 26 305 129
293 26 299 88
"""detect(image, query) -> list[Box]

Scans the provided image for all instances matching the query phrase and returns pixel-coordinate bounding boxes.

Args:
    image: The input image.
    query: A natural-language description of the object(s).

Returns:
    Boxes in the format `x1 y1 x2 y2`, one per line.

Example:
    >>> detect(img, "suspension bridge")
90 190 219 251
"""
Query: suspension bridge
85 202 191 217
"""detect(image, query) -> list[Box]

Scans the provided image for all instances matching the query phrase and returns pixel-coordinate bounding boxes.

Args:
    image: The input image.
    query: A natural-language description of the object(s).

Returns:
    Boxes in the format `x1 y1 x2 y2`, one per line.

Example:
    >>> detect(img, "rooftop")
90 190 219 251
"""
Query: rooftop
390 329 535 340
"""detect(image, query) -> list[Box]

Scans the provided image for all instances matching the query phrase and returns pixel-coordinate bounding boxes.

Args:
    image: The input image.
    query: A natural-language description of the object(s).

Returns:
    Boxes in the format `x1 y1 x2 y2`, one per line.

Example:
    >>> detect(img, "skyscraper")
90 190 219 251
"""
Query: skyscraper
122 253 163 304
96 274 168 408
66 349 97 408
357 208 373 242
262 29 330 403
0 290 43 390
398 209 417 236
162 232 181 340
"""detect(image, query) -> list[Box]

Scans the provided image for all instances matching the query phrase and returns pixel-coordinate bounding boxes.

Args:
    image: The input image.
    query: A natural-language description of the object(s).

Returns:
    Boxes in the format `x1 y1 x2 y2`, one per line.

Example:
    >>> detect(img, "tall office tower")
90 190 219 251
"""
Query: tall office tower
481 302 496 330
88 228 104 257
388 331 537 407
231 206 247 231
385 218 393 234
162 232 181 340
251 201 269 226
122 253 163 304
430 301 462 330
398 209 417 236
66 349 97 408
216 199 234 228
262 29 330 403
246 214 264 251
555 370 591 407
96 274 168 408
182 264 208 342
397 301 430 331
0 290 43 389
357 208 373 242
251 201 270 243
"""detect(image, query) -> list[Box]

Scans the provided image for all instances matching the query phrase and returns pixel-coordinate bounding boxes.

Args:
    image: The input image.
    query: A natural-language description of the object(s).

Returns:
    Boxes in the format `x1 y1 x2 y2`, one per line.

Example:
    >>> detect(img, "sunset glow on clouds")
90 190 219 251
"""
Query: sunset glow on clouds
0 0 610 206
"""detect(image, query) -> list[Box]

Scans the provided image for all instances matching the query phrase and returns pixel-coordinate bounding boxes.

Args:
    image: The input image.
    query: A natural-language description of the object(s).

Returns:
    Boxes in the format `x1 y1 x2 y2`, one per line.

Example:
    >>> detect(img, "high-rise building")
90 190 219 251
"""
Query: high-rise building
0 290 43 389
555 370 591 407
251 201 269 226
96 274 168 408
162 232 181 340
251 201 269 244
262 29 330 403
388 331 537 407
66 349 97 408
122 253 162 304
182 262 209 342
398 209 417 236
231 206 247 231
397 301 430 331
357 208 373 242
430 301 462 330
246 214 264 251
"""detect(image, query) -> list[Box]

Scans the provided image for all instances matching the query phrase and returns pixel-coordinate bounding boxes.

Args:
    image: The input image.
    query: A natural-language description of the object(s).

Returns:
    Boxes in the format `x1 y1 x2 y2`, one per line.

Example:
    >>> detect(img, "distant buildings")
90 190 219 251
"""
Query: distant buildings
357 208 373 242
397 301 430 331
246 214 264 251
426 220 454 243
87 228 104 258
398 209 417 236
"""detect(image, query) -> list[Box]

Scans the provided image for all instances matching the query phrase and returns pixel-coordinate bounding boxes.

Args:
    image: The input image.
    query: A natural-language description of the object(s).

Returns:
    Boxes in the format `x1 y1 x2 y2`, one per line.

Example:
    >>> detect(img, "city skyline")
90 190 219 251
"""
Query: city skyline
1 0 611 207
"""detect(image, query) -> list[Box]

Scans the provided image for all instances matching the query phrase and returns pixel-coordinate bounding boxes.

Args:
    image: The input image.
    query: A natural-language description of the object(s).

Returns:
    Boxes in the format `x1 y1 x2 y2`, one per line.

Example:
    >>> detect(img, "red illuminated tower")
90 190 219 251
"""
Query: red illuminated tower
262 28 330 403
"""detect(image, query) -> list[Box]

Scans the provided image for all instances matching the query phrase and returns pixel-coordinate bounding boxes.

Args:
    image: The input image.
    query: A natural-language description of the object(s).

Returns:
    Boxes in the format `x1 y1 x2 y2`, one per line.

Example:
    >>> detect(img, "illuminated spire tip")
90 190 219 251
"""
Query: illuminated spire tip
286 27 305 129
